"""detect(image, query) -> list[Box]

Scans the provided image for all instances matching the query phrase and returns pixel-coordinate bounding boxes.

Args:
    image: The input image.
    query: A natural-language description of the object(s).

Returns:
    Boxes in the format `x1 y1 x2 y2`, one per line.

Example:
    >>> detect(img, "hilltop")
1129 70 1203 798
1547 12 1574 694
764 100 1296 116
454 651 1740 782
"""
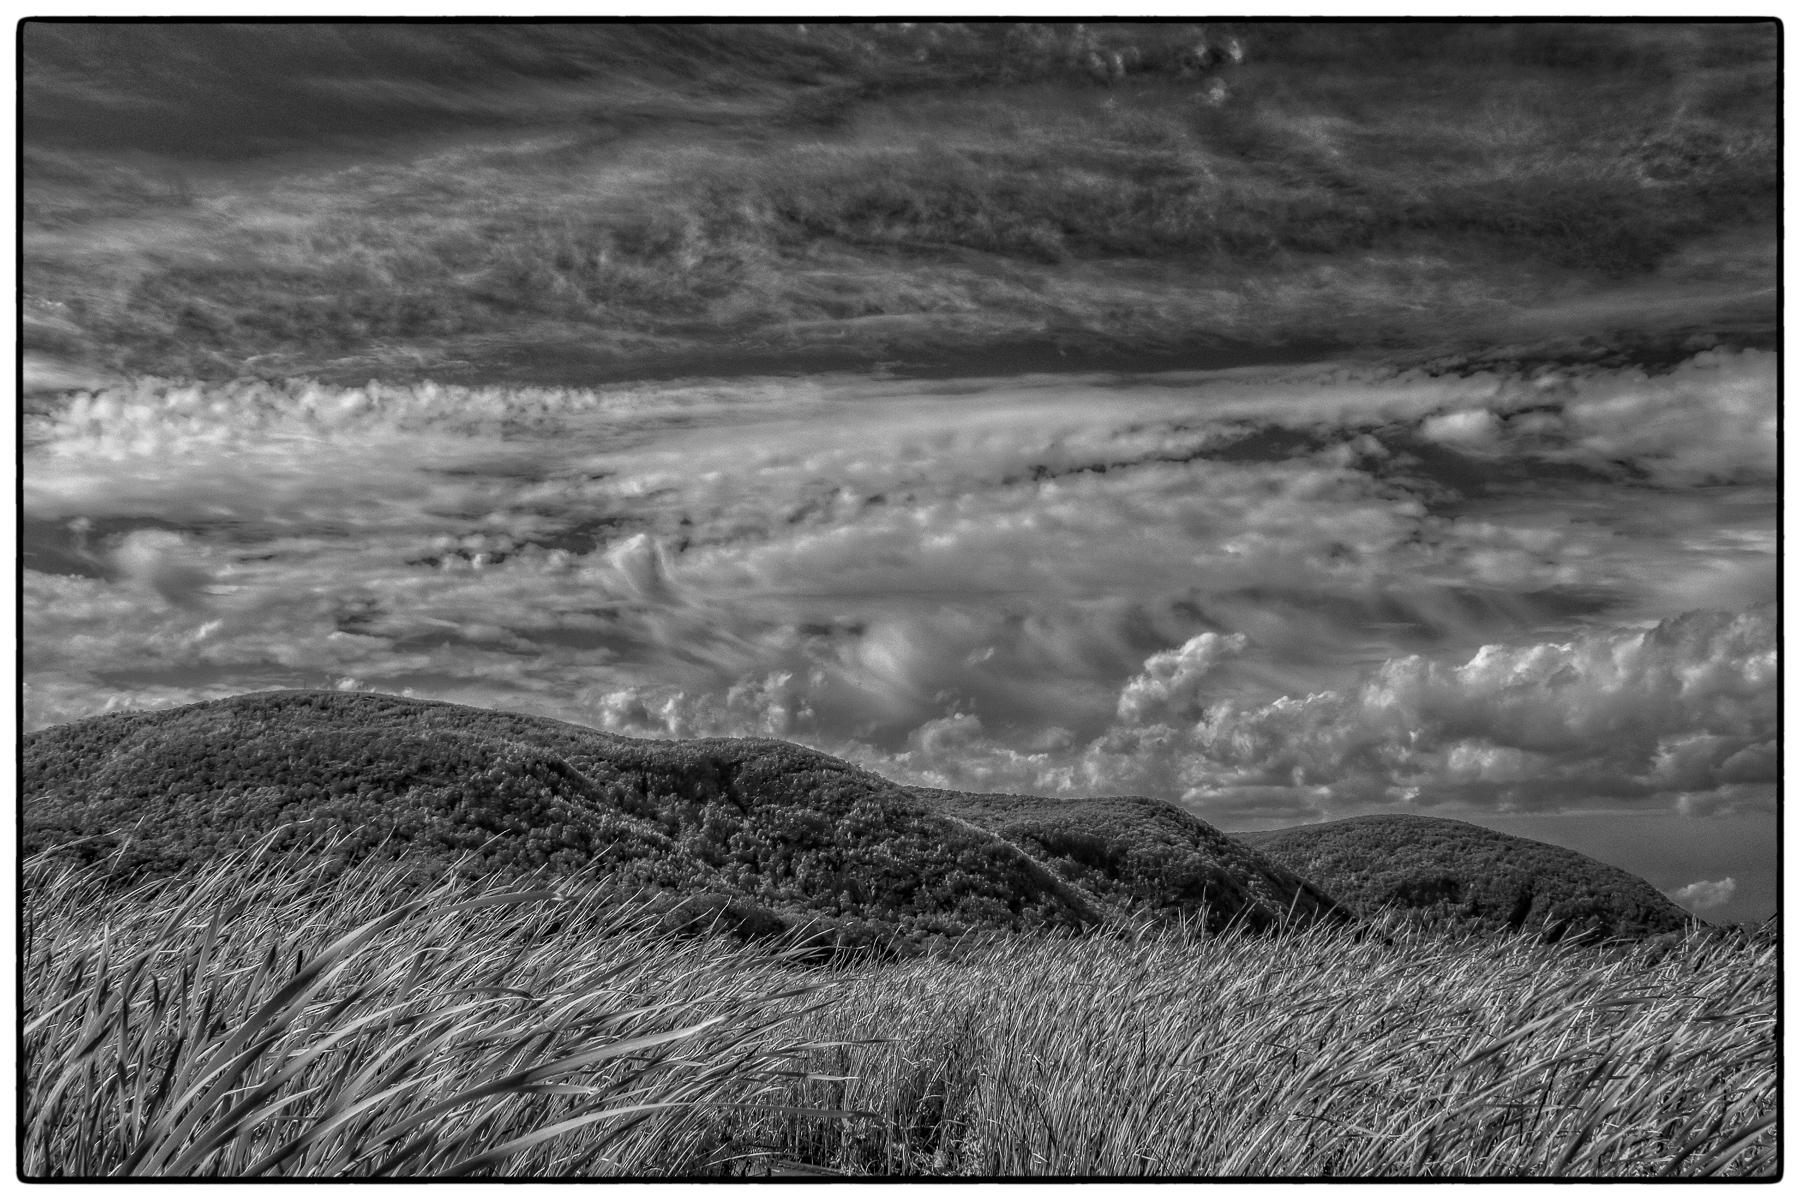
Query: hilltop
1239 814 1694 941
22 690 1347 952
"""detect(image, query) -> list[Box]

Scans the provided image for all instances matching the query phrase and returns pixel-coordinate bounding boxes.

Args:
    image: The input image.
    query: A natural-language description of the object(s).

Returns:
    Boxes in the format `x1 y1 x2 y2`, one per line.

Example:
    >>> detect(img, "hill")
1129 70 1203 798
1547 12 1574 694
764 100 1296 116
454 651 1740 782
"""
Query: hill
21 690 1344 949
1238 814 1693 941
923 788 1343 931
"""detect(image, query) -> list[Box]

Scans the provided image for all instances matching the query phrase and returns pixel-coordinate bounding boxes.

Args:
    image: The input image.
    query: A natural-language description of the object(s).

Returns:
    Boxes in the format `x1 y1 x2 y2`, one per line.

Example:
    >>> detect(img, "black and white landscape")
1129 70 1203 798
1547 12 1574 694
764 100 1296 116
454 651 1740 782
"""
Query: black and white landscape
20 21 1778 1178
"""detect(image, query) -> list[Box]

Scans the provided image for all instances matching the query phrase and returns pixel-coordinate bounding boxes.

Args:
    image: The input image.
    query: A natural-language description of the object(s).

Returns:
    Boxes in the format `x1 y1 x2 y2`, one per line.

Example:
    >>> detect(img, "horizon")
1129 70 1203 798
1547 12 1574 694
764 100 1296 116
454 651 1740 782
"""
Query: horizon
20 20 1779 925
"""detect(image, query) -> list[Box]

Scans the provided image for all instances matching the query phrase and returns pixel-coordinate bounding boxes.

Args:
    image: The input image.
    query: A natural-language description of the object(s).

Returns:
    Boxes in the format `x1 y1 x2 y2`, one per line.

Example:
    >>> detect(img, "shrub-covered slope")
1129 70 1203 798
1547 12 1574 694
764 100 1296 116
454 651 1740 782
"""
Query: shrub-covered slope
921 789 1346 932
22 690 1337 944
1239 814 1692 940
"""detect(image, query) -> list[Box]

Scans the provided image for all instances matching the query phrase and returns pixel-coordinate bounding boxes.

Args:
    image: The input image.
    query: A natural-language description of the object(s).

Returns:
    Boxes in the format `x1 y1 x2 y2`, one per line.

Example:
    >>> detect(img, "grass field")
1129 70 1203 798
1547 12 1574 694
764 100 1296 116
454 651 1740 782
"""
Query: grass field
22 847 1777 1178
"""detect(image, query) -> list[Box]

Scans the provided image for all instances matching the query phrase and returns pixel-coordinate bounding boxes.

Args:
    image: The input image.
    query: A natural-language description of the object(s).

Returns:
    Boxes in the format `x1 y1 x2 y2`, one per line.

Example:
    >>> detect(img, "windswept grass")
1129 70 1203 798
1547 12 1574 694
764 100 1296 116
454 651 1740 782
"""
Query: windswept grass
22 844 1776 1178
753 916 1776 1176
20 844 852 1178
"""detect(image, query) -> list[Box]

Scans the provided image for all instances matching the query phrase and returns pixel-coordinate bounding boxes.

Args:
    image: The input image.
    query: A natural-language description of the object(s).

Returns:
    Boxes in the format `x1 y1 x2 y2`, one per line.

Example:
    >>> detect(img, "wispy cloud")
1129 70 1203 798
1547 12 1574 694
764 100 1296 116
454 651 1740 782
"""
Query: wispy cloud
24 351 1776 837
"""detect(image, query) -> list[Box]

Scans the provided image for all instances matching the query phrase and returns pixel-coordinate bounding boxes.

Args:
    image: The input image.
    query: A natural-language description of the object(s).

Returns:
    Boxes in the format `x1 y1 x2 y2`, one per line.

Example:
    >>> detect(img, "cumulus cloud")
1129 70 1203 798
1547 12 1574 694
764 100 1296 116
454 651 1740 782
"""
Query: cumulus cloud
805 605 1778 828
1115 632 1248 725
1670 877 1736 913
1129 605 1776 820
23 353 1776 851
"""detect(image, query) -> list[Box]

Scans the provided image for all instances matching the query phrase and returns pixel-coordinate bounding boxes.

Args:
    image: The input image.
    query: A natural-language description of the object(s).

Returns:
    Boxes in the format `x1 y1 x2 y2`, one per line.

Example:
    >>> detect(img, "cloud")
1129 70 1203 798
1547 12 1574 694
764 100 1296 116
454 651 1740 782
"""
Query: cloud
23 354 1776 842
908 711 989 758
822 605 1777 829
1418 407 1498 447
1365 350 1775 487
604 533 678 603
1115 632 1248 725
1669 876 1736 913
111 529 219 609
23 352 117 396
1555 350 1776 485
1140 605 1777 819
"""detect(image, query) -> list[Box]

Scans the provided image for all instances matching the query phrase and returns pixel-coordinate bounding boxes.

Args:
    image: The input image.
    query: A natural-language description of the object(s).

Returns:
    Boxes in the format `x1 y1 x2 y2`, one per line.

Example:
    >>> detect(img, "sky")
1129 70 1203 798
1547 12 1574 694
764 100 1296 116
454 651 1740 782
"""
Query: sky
21 350 1778 921
16 19 1781 925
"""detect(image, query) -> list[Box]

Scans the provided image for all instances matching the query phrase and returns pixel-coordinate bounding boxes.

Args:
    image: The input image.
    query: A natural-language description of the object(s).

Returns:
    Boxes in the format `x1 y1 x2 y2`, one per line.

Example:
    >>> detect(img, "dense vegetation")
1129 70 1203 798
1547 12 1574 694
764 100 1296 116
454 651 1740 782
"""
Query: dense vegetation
23 850 1776 1177
1241 814 1694 941
927 788 1342 931
24 21 1777 384
22 690 1344 950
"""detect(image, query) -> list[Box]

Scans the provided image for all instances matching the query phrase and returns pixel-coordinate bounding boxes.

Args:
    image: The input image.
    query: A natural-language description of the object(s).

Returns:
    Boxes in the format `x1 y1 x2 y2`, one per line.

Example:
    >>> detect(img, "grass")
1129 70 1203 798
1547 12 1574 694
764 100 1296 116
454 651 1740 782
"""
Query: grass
22 22 1777 383
20 841 853 1178
22 844 1777 1178
751 915 1777 1176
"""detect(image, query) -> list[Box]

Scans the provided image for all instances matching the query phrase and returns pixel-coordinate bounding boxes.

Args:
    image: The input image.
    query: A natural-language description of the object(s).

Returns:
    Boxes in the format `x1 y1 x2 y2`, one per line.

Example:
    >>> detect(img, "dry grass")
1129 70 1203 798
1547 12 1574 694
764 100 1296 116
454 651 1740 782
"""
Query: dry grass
754 918 1777 1176
20 842 853 1178
22 846 1777 1178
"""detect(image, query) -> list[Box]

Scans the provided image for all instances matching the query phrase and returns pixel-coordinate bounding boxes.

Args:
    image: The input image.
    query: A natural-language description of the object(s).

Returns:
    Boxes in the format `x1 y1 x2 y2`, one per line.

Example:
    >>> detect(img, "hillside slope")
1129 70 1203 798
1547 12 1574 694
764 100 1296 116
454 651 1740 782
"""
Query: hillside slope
1239 814 1692 940
22 690 1341 946
924 789 1345 931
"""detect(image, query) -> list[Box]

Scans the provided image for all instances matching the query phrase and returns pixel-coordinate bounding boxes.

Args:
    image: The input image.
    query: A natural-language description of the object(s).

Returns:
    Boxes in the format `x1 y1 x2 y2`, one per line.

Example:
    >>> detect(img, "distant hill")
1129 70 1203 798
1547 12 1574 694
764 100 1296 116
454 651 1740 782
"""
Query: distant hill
923 789 1344 931
1238 814 1693 941
22 691 1344 950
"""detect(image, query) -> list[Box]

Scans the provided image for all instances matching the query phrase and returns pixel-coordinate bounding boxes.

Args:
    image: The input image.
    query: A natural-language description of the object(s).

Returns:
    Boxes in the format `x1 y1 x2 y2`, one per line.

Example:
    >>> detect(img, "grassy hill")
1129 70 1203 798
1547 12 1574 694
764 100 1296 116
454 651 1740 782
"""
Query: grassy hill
21 690 1345 949
1239 814 1694 941
23 21 1777 385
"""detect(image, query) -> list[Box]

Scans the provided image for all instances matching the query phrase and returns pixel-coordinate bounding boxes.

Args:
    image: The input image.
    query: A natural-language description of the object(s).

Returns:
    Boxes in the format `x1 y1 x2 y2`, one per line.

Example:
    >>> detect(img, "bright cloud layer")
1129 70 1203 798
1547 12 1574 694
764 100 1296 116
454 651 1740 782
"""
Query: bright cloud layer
24 350 1777 843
